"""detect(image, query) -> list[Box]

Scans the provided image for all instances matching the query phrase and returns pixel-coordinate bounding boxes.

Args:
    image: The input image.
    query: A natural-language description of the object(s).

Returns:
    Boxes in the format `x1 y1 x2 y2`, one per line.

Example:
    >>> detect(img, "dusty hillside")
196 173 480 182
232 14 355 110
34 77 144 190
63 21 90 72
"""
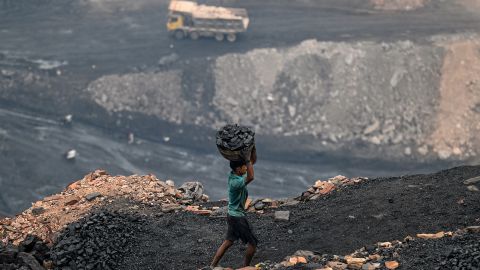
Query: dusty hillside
1 166 479 269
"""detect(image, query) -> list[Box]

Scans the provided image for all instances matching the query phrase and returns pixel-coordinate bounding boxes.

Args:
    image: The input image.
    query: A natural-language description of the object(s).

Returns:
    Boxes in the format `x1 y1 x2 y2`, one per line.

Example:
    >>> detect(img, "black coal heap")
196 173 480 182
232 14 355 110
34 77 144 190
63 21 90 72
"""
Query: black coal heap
216 124 255 151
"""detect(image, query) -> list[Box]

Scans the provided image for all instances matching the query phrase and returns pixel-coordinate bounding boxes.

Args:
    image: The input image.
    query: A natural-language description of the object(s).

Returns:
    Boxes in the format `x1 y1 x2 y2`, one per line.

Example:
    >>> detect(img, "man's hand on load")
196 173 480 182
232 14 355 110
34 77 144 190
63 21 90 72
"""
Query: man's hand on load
240 148 251 164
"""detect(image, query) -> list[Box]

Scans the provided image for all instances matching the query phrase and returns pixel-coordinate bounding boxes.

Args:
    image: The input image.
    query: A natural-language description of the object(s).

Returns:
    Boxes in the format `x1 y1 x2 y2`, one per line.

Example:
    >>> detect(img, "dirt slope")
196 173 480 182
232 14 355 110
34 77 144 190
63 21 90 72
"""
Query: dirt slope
117 165 480 269
428 38 480 160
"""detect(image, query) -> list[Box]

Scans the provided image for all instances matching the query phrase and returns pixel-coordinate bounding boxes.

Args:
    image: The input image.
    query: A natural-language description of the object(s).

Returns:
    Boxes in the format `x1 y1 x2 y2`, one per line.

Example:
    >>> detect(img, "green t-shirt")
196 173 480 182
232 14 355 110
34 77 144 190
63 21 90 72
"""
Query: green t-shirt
228 172 248 217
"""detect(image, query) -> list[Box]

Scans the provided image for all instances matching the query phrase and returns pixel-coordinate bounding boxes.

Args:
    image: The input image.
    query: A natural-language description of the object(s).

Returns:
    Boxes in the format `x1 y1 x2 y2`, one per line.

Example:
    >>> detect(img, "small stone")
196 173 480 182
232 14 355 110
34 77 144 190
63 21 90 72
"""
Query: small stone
293 250 315 257
364 120 380 135
466 226 480 233
378 242 392 248
438 149 451 160
346 257 366 269
31 207 45 216
190 209 212 216
288 256 307 265
327 261 348 270
43 260 54 269
368 254 382 261
274 211 290 221
467 185 479 192
162 204 181 213
166 180 175 186
85 192 102 201
362 263 379 270
416 231 445 239
288 229 293 234
385 261 399 269
314 181 335 194
64 196 80 206
65 149 77 160
464 176 480 185
254 201 265 210
417 145 428 155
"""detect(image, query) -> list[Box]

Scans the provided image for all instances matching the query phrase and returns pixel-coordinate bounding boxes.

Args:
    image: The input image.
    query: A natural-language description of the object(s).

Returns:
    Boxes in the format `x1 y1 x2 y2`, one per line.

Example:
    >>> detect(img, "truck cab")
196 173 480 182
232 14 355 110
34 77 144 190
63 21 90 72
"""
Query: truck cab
167 14 184 32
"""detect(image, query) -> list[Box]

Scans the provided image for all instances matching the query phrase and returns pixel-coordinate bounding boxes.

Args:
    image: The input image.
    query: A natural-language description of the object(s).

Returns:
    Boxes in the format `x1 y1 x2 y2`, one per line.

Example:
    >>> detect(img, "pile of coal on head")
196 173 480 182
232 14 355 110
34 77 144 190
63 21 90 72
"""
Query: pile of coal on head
216 124 255 151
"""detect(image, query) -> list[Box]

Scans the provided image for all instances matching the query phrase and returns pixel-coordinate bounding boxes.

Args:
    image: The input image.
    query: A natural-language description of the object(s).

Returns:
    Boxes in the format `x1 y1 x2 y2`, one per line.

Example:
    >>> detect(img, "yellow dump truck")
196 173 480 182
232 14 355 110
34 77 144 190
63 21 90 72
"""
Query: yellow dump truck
167 0 249 42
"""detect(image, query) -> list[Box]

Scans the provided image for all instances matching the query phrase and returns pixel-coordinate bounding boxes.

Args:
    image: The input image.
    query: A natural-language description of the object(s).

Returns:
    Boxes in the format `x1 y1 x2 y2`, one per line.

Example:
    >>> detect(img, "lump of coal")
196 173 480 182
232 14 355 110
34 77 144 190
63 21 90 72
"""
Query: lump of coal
216 124 255 151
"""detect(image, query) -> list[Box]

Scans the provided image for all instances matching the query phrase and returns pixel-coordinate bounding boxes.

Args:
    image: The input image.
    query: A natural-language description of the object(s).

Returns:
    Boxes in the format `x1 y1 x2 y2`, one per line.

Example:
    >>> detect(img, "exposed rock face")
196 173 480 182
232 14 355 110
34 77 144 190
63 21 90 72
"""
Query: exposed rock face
86 34 480 162
87 70 188 124
213 39 442 143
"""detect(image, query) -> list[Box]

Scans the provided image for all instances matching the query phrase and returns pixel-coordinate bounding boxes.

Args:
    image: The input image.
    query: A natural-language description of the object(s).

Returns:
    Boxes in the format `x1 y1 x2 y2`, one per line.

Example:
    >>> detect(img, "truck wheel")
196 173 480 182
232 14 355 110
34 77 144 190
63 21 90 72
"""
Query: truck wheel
226 33 236 42
190 31 199 40
174 30 185 40
215 33 224 42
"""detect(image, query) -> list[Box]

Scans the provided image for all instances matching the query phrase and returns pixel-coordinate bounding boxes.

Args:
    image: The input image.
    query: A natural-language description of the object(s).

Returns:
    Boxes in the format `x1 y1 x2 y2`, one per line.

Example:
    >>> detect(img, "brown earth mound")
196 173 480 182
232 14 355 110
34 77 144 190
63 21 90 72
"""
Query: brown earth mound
0 170 207 246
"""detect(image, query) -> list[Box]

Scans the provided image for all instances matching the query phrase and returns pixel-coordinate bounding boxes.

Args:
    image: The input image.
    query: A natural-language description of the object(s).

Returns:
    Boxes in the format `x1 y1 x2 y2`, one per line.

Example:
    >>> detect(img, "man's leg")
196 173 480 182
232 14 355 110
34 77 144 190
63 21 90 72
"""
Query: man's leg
243 243 256 267
211 240 233 267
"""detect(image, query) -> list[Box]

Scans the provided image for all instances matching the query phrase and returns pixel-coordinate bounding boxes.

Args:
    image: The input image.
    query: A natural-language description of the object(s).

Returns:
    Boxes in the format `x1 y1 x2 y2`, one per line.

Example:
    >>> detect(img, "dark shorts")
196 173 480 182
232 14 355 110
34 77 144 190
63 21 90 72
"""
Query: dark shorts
226 215 258 246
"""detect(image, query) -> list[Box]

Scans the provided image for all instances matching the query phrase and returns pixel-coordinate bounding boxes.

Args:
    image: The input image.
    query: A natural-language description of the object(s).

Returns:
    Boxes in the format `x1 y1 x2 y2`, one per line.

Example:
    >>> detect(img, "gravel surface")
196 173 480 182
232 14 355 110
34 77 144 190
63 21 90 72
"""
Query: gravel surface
113 165 480 269
388 231 480 270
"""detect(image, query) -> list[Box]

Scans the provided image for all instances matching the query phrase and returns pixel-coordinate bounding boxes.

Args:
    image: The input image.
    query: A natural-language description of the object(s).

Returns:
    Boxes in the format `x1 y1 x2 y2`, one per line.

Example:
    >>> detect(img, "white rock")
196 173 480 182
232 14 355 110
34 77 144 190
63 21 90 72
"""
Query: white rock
288 105 296 117
417 145 428 155
364 119 380 135
467 185 479 192
452 147 462 156
274 211 290 221
369 136 381 145
66 149 77 160
128 133 135 144
438 149 452 160
64 114 73 123
166 180 175 187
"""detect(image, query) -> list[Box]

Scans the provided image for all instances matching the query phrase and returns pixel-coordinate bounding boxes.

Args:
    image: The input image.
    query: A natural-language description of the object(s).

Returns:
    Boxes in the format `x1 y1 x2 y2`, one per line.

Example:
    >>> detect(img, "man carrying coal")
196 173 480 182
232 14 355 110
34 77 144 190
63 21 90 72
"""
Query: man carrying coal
210 146 258 268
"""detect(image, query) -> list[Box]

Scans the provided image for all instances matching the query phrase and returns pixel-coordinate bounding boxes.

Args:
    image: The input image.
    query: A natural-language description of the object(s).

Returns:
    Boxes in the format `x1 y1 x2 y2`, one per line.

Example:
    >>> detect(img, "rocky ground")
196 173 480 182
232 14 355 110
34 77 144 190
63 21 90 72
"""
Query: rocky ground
1 165 479 269
2 0 480 216
84 33 480 163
